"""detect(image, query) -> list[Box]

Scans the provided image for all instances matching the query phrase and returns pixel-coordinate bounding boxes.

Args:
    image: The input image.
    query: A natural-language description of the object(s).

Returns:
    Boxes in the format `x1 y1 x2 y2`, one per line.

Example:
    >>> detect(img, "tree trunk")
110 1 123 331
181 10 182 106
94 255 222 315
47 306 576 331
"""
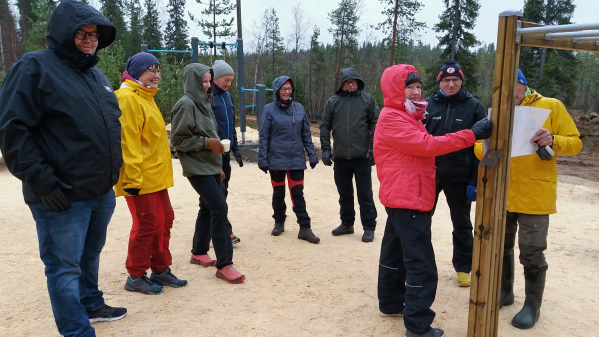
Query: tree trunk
539 0 554 80
389 0 398 67
450 0 459 59
335 18 345 91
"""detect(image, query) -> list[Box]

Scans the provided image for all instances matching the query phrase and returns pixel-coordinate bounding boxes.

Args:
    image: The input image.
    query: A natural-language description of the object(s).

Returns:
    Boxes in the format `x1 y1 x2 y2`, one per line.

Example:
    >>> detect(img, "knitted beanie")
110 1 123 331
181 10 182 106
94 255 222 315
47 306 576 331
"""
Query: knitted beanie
126 52 160 80
436 59 464 82
212 60 234 79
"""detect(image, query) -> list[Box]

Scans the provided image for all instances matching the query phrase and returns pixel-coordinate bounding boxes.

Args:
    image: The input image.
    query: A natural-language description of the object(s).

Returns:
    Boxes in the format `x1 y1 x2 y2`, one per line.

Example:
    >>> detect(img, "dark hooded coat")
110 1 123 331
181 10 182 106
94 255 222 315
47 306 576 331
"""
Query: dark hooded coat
320 68 379 159
258 76 317 170
0 0 121 204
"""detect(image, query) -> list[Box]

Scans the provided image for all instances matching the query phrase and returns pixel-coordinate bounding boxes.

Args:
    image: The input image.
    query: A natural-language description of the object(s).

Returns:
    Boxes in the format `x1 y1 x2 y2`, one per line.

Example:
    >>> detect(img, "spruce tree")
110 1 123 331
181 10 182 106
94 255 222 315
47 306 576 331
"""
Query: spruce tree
164 0 189 52
425 0 481 95
142 0 162 50
17 0 34 53
24 0 53 52
124 0 142 57
100 0 127 41
376 0 425 66
328 0 360 89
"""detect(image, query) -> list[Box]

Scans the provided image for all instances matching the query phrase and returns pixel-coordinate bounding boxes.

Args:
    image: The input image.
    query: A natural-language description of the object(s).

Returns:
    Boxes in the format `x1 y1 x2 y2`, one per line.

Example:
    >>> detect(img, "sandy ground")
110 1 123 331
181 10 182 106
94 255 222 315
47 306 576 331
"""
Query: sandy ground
1 133 599 336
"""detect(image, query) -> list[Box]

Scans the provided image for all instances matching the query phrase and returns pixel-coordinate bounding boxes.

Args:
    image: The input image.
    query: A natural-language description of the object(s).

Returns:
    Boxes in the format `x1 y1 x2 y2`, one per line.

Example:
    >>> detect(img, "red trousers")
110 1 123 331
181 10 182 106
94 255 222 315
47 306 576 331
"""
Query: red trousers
125 189 174 278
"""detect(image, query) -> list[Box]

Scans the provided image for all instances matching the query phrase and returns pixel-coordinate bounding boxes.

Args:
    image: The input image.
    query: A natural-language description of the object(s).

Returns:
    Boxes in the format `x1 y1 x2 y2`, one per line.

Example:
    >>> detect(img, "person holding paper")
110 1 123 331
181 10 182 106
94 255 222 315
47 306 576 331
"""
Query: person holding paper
476 69 582 329
424 60 486 288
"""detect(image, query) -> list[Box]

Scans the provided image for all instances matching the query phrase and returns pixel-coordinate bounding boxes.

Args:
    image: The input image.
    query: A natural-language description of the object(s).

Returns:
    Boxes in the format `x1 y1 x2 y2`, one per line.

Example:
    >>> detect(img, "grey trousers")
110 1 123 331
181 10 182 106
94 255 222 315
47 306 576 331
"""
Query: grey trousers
504 212 549 273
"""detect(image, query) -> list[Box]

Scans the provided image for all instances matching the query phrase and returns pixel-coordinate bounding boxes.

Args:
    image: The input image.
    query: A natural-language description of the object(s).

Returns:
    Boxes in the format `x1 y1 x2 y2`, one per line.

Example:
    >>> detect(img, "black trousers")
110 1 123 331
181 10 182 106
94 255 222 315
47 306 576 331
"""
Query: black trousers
221 152 234 235
269 170 310 228
378 208 438 335
431 179 473 273
187 174 233 269
333 158 377 230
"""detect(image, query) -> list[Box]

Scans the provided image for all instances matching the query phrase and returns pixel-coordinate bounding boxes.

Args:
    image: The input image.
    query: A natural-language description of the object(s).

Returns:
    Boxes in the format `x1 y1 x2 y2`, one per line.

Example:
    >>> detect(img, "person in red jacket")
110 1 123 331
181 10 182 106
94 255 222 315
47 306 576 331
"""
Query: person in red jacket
374 64 492 337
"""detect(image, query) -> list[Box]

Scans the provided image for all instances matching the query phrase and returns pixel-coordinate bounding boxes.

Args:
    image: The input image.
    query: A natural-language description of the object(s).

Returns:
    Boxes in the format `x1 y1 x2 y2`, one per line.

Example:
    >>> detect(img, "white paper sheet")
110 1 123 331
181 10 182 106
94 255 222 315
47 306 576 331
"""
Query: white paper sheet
483 106 551 157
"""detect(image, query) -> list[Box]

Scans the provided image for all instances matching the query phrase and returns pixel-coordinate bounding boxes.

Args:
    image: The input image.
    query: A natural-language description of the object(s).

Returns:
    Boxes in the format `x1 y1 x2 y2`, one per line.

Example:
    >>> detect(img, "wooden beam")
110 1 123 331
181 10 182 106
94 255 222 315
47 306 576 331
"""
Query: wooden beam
520 21 599 53
468 13 520 337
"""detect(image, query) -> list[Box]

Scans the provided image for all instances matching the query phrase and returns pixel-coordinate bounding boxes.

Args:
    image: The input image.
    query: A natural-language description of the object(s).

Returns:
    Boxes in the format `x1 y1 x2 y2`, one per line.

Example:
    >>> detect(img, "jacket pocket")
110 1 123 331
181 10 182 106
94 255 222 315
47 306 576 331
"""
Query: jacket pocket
529 170 557 183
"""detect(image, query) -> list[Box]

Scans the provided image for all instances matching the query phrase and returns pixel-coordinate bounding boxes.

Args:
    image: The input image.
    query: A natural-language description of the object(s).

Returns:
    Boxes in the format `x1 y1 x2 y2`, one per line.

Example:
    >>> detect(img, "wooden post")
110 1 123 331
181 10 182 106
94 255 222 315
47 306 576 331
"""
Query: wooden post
467 11 521 337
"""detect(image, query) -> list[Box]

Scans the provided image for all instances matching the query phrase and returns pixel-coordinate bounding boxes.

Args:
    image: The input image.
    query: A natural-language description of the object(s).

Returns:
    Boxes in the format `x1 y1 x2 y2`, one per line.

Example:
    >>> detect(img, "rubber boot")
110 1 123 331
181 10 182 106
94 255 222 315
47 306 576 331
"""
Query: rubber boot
499 254 515 308
511 269 546 329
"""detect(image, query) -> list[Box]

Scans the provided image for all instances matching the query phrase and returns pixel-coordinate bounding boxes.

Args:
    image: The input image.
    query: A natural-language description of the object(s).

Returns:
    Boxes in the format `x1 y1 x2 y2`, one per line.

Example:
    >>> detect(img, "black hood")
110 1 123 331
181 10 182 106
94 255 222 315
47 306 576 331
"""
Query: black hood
47 0 116 68
336 68 365 95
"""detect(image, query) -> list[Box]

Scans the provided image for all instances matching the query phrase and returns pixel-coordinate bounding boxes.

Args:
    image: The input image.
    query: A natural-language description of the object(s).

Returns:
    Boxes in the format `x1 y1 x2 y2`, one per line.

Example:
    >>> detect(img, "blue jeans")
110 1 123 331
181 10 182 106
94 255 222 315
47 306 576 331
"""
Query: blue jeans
29 189 116 337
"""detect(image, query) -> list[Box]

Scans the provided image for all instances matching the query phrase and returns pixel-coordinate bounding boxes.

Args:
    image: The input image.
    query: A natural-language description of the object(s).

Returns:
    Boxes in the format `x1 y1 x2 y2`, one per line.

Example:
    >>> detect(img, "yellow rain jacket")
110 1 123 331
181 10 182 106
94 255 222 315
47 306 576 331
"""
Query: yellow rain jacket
475 89 581 214
114 79 174 197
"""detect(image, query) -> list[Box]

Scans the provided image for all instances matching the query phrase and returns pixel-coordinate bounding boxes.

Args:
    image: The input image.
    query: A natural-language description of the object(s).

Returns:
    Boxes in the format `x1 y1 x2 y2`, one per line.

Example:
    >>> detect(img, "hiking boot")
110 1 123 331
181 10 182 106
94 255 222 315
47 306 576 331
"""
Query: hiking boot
231 234 241 244
150 267 188 288
271 222 285 236
87 304 127 323
125 274 164 295
362 230 374 242
298 228 320 244
457 272 471 287
500 254 515 308
331 223 354 236
405 328 445 337
190 254 216 267
216 264 245 283
512 269 546 329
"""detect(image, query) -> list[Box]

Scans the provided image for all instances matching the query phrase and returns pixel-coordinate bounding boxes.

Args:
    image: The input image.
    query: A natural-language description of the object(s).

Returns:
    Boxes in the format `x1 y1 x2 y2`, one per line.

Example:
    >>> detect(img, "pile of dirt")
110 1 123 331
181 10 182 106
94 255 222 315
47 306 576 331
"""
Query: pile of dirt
557 110 599 182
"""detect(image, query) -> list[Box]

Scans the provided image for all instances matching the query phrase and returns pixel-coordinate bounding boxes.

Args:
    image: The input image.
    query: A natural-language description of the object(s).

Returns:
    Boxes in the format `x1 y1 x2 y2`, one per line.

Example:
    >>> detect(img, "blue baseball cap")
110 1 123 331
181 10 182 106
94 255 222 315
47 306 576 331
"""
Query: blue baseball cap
517 69 527 85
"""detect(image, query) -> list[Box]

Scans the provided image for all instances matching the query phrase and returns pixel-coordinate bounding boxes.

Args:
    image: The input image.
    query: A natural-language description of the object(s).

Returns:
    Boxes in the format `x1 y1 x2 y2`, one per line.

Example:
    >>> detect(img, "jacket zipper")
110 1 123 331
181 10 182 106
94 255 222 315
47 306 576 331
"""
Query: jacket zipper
347 95 350 156
418 175 422 200
445 103 453 131
221 95 230 140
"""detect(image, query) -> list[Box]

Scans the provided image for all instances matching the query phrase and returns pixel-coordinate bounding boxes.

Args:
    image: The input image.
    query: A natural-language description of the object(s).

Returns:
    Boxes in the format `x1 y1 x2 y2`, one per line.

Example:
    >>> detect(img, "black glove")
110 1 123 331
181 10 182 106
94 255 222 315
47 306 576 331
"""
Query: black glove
322 150 333 166
124 188 141 196
310 161 317 169
41 180 72 212
366 148 375 166
259 166 268 174
471 117 493 140
536 145 555 161
233 150 244 167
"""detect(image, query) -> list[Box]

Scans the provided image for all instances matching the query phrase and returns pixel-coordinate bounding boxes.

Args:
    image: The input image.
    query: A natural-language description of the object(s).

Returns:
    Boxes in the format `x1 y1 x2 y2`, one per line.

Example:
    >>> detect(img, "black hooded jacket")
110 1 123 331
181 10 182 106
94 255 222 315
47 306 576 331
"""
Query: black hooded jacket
424 88 486 185
0 0 122 204
320 68 379 159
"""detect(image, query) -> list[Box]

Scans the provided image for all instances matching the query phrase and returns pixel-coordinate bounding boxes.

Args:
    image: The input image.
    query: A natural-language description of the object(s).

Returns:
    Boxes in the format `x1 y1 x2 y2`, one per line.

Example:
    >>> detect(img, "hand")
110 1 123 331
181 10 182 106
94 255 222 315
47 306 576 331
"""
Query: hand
41 188 71 212
310 161 317 169
536 145 555 161
233 150 244 167
466 185 477 204
366 148 375 166
322 150 333 166
471 117 493 140
207 138 225 154
259 166 268 174
124 188 141 196
531 128 553 147
220 170 225 181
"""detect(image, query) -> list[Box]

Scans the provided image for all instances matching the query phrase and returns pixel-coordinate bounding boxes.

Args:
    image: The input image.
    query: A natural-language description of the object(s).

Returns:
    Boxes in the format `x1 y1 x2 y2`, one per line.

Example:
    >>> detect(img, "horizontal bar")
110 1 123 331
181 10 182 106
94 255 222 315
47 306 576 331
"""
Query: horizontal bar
148 49 193 53
198 42 238 46
546 30 599 39
245 105 256 108
241 87 258 92
572 36 599 42
265 88 273 91
517 22 599 35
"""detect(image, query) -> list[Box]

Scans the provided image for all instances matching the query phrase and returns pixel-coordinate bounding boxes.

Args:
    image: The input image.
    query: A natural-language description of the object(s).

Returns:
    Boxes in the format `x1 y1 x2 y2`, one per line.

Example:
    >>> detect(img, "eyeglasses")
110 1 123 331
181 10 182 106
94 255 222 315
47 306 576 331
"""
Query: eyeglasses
280 86 292 93
145 68 162 76
440 78 462 85
75 31 99 42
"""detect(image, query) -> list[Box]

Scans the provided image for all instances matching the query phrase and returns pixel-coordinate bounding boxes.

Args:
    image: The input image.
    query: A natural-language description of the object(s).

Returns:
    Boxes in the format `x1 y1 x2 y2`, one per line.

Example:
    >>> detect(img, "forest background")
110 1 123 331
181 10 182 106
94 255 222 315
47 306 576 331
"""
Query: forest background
1 0 598 123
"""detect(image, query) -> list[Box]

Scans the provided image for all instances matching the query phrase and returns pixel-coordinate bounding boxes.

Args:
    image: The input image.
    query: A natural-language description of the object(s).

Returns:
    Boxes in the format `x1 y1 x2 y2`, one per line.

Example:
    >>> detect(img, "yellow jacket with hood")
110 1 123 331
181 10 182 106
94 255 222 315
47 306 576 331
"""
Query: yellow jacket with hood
475 89 581 214
114 79 174 197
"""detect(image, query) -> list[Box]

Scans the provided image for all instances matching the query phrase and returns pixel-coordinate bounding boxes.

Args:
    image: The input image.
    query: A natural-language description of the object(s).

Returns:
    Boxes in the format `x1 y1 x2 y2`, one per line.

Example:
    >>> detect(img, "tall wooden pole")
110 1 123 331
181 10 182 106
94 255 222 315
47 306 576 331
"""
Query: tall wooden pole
467 11 521 337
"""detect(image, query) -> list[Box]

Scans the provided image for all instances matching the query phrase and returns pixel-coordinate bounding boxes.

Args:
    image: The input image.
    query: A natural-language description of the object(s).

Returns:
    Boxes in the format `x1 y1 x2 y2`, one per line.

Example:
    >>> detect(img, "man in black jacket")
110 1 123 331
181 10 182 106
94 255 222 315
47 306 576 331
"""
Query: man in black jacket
320 68 379 243
0 1 126 335
425 60 486 288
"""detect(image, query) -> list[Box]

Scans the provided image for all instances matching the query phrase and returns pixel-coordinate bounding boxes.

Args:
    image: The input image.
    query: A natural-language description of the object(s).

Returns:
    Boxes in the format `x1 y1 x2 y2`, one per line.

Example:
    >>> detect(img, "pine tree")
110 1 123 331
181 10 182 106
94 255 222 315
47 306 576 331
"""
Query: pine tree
189 0 235 57
425 0 481 95
1 0 19 71
376 0 425 66
17 0 34 53
328 0 360 89
164 0 189 52
101 0 127 41
262 8 284 76
142 0 162 50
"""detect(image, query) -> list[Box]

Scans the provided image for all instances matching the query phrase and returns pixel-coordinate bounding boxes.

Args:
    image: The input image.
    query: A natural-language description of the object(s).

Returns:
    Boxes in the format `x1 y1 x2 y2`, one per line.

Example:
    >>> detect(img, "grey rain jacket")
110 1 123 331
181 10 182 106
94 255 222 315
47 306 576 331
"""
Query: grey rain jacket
258 76 318 170
320 68 379 159
0 0 121 204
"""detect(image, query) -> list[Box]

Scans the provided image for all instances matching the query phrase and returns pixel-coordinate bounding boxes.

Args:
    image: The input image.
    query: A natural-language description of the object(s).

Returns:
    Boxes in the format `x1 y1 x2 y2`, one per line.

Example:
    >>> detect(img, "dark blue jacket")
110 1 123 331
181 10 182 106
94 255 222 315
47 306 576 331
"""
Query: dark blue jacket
0 0 122 204
258 76 317 170
211 82 238 153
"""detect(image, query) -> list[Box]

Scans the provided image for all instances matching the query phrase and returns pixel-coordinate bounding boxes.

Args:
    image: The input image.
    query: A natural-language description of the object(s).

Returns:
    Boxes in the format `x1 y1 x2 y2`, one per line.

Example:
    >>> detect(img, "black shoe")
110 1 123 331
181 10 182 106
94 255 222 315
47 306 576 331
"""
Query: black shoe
150 267 188 288
512 269 546 329
362 230 374 242
405 328 444 337
331 223 354 236
500 254 515 308
231 234 241 244
271 222 285 236
87 304 127 323
298 228 320 244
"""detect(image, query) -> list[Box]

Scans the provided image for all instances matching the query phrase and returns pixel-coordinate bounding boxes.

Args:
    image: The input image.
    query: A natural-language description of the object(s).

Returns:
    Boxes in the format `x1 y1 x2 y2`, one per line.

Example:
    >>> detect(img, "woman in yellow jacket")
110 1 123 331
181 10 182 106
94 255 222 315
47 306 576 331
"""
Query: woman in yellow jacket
115 53 187 295
475 69 581 329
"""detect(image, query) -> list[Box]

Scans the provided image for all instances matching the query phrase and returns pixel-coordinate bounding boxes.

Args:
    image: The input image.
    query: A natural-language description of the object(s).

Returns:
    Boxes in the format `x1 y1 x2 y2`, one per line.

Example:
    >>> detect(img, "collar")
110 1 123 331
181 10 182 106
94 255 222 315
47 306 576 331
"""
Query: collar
123 79 159 99
211 82 226 95
520 88 542 106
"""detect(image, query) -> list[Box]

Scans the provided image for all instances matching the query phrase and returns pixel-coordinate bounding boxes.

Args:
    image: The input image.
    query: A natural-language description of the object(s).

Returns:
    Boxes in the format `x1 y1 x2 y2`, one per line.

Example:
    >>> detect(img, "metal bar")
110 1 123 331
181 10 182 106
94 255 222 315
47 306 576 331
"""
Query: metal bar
517 22 599 35
245 105 256 108
198 42 238 46
237 38 246 140
141 44 148 52
256 84 266 131
147 50 193 53
265 88 273 91
191 37 199 63
242 87 258 92
572 36 599 42
546 30 599 40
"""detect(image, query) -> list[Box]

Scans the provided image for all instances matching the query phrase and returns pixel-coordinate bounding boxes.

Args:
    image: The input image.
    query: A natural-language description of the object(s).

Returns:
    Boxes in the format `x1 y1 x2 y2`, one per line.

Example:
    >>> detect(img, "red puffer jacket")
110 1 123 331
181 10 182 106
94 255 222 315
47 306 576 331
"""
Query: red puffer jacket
374 64 477 211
